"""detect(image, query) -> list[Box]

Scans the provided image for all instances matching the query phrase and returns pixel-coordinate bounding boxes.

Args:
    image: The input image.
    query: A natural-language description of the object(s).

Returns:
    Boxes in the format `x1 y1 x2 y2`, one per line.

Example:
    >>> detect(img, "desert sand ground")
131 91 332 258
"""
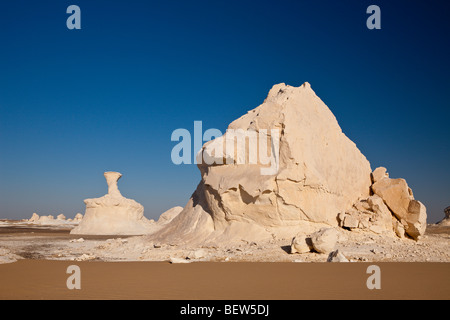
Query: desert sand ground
0 260 449 300
0 222 449 300
0 222 449 263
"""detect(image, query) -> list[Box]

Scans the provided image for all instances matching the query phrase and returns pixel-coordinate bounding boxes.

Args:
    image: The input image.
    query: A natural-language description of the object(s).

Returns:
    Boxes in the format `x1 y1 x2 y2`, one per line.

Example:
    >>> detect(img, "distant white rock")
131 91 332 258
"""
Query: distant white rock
29 213 40 223
157 206 183 225
438 206 450 226
38 215 54 222
26 212 78 226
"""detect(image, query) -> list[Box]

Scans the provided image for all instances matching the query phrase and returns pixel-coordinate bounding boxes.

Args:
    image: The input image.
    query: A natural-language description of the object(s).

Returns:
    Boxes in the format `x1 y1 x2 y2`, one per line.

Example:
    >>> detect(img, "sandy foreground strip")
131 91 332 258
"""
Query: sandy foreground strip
0 260 448 300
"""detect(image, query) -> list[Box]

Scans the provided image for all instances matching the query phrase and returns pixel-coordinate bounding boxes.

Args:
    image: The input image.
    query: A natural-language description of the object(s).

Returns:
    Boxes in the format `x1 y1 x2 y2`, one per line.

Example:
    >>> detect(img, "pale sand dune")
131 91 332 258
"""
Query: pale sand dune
0 260 448 300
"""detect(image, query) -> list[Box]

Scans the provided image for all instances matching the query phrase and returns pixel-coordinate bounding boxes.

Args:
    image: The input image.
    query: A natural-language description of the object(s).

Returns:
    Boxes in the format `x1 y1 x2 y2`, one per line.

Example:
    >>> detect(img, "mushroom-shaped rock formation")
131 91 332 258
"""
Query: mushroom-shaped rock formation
71 172 154 235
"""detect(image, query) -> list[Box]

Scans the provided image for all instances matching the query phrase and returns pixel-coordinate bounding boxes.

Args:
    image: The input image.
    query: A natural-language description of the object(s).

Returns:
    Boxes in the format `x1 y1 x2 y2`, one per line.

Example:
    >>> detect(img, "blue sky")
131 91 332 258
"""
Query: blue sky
0 0 449 222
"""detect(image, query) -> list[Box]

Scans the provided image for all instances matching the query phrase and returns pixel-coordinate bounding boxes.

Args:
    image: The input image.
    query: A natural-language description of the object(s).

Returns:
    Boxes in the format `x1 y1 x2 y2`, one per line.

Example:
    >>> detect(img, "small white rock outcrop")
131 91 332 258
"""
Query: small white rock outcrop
310 228 338 254
291 234 313 254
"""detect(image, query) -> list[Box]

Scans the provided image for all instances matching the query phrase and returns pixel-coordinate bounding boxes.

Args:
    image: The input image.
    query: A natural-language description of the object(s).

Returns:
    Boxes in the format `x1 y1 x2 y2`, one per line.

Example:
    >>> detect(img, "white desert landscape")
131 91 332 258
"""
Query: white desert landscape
2 0 449 303
1 83 449 268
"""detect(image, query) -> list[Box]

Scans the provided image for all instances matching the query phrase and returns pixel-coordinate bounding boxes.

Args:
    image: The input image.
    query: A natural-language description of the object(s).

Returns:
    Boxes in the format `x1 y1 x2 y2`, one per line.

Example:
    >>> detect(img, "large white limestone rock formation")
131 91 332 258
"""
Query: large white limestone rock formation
148 82 427 245
149 82 376 245
71 172 154 235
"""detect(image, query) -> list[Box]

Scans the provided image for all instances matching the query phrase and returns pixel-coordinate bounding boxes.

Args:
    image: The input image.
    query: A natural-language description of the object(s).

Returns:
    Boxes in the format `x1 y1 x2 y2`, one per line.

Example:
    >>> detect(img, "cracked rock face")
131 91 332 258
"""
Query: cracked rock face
149 83 373 245
339 194 394 235
338 167 427 240
371 175 427 240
